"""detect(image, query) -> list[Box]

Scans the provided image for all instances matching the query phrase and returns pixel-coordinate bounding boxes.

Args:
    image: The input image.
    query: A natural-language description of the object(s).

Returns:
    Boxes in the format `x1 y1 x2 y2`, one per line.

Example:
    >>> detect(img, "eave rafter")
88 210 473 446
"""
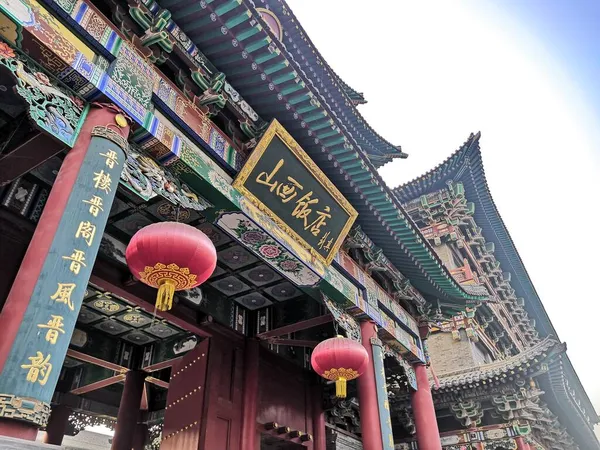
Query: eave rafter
155 0 486 307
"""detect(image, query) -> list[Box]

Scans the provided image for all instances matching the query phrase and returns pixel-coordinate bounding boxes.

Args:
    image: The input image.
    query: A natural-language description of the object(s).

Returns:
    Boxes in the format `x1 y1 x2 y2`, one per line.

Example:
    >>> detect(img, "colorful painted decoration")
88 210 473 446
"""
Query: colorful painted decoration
311 336 369 398
125 222 217 311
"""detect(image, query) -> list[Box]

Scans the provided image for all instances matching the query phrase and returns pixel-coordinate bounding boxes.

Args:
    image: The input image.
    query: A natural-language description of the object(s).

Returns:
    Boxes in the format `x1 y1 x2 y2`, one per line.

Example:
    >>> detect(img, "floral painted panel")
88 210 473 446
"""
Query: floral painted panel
216 212 320 288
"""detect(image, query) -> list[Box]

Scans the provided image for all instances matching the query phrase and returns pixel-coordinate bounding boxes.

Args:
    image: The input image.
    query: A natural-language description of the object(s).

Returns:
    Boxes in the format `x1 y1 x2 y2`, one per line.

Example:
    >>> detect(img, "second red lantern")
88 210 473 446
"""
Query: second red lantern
311 335 369 398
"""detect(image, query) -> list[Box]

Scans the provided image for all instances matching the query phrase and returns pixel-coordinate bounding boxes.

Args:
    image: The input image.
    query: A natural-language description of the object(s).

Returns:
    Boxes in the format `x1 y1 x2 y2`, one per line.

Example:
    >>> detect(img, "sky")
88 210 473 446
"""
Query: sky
287 0 600 436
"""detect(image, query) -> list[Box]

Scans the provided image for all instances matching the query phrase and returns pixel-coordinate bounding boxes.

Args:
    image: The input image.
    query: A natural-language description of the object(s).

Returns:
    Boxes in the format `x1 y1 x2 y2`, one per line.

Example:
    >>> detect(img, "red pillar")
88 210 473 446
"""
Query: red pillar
42 404 71 445
0 104 130 440
357 321 384 450
515 436 530 450
241 339 259 450
411 364 441 450
111 371 145 450
312 383 326 450
132 421 148 450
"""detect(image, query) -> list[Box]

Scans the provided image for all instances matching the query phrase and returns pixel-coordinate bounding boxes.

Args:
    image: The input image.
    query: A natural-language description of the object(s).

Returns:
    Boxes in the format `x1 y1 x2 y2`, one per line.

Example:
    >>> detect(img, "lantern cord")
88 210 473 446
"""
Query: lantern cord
333 320 339 337
335 378 347 398
175 205 181 223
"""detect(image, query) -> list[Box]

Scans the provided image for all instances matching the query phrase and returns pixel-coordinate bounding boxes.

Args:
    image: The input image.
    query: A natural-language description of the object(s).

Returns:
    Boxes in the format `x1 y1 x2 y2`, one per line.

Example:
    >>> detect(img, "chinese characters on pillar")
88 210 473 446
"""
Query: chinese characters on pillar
233 121 357 266
21 143 121 386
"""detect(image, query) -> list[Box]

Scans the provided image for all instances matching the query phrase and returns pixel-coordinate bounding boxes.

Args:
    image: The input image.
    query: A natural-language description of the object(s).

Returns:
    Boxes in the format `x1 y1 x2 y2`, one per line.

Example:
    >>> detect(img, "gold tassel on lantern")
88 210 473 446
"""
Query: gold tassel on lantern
335 377 347 398
156 278 176 311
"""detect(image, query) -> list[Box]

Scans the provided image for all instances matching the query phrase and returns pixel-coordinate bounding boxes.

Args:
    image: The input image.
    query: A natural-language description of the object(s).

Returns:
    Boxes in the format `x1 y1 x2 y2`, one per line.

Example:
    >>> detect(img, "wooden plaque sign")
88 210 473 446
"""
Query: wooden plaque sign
233 120 357 266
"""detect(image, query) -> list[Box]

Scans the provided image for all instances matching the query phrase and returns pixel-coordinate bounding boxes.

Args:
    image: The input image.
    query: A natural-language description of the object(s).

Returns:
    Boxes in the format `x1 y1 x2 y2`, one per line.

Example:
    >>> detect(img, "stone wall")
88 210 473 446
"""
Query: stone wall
427 330 477 375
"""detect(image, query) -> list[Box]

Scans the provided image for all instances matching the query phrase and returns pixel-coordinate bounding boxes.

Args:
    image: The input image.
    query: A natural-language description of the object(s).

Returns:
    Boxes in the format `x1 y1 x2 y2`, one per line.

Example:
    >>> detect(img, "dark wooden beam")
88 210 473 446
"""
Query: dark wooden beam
145 376 169 389
67 349 129 373
142 357 183 373
70 374 126 395
256 314 333 339
0 132 63 186
267 339 319 348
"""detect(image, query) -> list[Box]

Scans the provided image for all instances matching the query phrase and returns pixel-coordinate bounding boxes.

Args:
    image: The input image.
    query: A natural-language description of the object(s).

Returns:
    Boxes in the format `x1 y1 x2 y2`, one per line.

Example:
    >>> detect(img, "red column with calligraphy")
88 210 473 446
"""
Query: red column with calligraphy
0 104 130 439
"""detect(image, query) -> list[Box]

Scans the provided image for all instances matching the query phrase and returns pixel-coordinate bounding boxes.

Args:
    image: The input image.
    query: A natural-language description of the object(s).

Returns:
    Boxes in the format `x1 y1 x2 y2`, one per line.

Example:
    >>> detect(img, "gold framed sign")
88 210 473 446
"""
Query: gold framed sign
233 120 358 266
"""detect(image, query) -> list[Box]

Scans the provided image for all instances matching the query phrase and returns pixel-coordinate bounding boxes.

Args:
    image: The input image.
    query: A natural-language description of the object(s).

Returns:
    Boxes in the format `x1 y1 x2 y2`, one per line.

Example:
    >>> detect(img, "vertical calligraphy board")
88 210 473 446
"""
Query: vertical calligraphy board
0 132 124 405
372 340 395 450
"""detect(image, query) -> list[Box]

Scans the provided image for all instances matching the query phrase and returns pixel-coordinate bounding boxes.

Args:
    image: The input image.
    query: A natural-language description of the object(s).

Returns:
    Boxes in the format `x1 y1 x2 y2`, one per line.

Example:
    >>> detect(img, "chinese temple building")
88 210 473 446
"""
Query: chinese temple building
0 0 596 449
392 133 600 450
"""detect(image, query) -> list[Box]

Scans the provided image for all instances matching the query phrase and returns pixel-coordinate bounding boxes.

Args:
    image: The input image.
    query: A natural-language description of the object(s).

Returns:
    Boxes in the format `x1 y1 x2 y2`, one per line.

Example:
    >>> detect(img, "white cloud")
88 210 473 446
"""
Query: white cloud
287 0 600 433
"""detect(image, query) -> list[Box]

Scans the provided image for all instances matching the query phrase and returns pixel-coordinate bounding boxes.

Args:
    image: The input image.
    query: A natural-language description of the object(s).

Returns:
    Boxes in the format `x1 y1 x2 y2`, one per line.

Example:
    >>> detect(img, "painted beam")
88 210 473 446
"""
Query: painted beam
256 314 333 339
70 374 126 395
142 357 183 373
145 376 169 389
66 350 128 373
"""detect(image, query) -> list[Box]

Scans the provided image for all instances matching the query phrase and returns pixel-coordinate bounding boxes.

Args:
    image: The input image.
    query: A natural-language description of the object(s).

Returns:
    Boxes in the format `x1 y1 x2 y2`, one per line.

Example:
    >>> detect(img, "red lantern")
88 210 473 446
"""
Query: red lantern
311 336 369 398
126 222 217 312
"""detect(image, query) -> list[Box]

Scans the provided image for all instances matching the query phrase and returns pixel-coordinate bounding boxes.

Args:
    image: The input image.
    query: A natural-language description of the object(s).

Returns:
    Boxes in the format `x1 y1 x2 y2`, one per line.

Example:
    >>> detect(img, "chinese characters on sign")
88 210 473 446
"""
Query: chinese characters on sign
21 143 122 386
256 158 333 251
233 120 357 266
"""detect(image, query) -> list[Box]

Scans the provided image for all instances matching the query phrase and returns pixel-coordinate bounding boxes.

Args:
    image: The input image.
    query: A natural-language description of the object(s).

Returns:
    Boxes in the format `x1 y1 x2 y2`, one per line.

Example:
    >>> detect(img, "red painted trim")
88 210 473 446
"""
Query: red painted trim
89 275 212 338
67 349 128 373
142 357 183 373
0 419 39 440
145 376 169 389
257 314 332 339
70 374 126 395
357 321 385 450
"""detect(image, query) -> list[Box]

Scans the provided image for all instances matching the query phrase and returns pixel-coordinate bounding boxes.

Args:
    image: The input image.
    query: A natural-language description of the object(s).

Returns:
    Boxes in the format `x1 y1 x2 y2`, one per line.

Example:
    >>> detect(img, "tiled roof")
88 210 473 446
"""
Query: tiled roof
434 336 564 391
394 134 598 423
165 0 487 305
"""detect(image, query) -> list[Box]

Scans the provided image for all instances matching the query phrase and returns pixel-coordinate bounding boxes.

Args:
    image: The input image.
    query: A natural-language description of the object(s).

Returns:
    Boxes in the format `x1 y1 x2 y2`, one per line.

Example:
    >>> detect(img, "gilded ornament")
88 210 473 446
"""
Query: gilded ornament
114 113 128 128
